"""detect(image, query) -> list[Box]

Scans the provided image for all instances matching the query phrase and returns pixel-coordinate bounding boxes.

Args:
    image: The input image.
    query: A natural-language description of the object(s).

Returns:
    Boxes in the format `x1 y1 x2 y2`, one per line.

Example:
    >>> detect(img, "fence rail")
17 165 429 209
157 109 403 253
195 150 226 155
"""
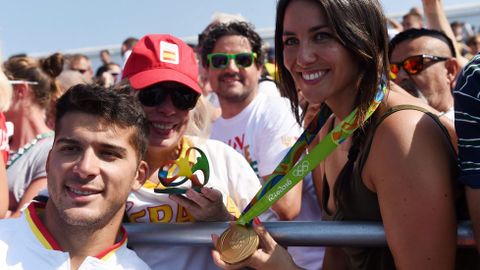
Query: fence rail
124 221 475 247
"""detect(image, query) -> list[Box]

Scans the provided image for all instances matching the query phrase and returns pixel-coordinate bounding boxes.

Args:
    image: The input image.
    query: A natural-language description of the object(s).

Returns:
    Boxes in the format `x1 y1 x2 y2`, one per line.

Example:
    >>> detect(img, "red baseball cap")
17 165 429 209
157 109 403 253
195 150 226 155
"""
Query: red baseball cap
122 34 202 94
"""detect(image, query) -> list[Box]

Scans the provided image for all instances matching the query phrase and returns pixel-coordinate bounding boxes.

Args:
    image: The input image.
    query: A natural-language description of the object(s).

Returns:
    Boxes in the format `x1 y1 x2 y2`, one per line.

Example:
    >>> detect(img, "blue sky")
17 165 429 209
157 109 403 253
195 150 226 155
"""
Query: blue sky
0 0 478 58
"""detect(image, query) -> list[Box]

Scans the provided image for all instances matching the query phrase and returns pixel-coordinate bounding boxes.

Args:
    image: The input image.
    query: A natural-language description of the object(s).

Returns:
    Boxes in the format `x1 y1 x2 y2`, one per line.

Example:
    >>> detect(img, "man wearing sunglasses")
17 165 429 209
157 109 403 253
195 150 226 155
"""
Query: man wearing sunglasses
389 28 459 120
68 54 94 83
199 21 303 221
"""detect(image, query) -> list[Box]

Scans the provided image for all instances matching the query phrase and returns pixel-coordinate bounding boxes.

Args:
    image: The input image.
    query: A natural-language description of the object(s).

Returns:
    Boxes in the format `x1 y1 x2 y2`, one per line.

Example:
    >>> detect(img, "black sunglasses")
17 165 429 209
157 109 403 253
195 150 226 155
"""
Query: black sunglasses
138 85 199 111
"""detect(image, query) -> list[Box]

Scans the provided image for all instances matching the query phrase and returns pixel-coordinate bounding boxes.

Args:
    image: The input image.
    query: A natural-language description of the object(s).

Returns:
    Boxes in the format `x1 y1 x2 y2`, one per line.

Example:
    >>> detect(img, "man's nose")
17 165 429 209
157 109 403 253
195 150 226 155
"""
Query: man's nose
223 58 240 72
73 148 100 179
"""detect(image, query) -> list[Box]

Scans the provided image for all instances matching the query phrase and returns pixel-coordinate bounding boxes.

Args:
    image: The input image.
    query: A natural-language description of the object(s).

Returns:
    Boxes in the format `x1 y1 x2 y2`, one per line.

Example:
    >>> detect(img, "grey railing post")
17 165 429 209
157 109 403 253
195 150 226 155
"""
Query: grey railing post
124 221 476 247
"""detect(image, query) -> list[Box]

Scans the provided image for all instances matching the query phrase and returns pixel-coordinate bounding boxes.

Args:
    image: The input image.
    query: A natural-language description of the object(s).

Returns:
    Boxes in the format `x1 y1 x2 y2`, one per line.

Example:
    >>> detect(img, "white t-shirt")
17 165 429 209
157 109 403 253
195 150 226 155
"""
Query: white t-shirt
0 202 150 270
258 79 281 97
211 92 302 178
126 136 262 269
440 106 454 121
205 92 220 108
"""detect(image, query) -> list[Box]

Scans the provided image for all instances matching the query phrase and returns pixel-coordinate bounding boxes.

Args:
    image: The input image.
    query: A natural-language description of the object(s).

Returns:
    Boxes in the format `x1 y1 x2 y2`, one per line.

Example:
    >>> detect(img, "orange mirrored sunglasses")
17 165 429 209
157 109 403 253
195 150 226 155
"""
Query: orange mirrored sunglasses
389 54 448 80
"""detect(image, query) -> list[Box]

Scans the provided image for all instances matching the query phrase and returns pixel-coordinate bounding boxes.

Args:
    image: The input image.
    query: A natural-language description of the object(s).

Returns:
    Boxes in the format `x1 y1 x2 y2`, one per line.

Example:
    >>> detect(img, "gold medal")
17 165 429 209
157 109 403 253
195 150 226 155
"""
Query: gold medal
217 224 259 264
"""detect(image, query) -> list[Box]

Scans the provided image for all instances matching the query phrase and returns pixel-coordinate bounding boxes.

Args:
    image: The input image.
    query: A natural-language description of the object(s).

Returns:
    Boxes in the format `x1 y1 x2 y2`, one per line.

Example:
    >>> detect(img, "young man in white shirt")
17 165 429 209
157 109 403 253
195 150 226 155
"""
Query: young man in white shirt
0 84 150 269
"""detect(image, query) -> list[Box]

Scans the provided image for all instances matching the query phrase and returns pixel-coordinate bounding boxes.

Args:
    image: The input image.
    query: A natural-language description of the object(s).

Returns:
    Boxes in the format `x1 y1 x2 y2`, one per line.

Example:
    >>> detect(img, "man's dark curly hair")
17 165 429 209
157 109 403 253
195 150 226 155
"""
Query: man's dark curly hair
198 21 264 69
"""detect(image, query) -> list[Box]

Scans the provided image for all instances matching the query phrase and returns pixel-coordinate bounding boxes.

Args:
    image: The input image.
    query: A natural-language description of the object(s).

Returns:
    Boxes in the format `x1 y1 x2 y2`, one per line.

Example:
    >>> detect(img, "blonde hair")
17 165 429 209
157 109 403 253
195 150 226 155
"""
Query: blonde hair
186 95 213 140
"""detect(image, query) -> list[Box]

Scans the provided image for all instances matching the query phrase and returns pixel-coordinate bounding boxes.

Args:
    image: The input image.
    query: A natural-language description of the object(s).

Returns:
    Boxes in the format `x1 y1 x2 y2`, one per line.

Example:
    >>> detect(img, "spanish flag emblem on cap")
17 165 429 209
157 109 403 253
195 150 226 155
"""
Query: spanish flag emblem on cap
160 40 179 64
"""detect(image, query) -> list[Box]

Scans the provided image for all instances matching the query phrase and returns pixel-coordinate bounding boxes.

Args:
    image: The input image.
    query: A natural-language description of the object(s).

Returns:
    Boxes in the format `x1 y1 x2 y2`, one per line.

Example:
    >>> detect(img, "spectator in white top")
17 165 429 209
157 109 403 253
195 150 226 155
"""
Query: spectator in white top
199 20 303 221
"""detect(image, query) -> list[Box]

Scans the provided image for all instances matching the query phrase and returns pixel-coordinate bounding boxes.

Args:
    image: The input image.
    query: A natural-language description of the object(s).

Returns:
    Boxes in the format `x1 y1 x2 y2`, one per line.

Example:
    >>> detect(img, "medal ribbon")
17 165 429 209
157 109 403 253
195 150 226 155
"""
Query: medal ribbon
236 82 387 225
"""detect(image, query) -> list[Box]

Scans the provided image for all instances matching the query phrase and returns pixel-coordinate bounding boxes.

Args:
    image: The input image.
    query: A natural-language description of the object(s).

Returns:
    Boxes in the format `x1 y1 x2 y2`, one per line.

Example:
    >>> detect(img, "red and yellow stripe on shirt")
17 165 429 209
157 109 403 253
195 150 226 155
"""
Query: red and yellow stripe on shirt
25 202 62 251
95 227 128 261
25 201 128 261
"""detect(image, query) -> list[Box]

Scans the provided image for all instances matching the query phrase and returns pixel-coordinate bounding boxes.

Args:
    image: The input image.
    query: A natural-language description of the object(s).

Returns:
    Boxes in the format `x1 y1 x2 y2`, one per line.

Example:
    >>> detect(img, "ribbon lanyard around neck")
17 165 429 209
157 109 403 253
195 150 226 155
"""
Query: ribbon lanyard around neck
236 82 387 225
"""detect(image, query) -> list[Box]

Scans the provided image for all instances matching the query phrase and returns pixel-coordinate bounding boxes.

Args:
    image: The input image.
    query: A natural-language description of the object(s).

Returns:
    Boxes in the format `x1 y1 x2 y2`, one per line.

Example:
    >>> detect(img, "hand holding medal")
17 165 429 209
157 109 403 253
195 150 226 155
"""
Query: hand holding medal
216 223 260 264
213 218 299 269
215 83 387 265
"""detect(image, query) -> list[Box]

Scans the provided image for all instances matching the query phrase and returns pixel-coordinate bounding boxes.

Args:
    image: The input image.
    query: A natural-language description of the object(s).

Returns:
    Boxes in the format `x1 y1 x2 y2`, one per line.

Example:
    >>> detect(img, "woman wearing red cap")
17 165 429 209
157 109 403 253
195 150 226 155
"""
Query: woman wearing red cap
122 34 266 269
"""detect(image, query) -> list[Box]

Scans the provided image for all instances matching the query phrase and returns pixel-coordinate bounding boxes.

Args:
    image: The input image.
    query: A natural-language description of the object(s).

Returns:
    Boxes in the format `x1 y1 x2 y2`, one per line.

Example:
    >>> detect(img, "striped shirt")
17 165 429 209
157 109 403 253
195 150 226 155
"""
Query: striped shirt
454 53 480 188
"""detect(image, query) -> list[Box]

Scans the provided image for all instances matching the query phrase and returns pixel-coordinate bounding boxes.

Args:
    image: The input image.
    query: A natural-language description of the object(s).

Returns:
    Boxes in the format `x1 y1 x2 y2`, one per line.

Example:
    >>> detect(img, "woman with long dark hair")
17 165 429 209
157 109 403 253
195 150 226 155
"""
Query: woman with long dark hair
211 0 476 269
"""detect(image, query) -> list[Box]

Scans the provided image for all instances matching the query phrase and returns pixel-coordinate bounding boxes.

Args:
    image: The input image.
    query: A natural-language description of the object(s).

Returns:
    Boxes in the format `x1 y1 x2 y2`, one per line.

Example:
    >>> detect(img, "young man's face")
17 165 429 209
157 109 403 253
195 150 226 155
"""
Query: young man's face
46 112 147 228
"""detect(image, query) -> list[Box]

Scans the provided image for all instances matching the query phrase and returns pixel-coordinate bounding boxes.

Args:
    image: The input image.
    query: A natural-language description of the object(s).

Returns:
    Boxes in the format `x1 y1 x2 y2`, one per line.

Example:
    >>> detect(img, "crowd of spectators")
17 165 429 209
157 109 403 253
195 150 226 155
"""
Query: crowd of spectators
0 0 479 269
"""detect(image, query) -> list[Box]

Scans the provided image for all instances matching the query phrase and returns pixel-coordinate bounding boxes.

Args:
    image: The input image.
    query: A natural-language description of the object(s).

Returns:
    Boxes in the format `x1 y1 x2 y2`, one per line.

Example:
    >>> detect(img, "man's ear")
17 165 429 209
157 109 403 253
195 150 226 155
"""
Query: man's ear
256 63 264 75
132 160 149 191
445 58 460 89
12 83 29 100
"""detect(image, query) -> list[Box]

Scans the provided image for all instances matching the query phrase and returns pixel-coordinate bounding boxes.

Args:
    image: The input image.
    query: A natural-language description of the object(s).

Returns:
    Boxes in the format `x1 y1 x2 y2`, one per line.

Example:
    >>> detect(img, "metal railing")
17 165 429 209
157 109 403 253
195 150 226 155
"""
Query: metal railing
125 221 476 247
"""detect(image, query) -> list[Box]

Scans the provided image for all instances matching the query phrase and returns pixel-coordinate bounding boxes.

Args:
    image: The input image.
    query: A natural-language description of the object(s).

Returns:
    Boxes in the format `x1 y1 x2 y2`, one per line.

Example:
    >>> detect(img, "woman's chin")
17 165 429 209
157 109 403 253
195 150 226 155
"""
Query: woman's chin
302 94 325 105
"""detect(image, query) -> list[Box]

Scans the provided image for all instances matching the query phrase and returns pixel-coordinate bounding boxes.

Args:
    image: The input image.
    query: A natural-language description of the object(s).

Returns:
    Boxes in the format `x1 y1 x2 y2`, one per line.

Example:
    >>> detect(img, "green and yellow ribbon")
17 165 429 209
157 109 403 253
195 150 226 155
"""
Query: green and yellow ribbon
237 82 387 225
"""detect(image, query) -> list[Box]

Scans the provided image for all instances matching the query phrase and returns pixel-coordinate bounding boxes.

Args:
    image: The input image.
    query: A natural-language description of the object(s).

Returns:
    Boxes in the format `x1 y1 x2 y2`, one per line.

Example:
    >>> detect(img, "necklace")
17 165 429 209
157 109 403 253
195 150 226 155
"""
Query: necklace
7 132 54 168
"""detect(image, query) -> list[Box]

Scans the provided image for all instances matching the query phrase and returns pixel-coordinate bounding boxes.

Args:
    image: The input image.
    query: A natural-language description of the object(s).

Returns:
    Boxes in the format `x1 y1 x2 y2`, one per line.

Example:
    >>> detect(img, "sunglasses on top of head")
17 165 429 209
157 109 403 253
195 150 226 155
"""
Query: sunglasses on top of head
138 84 200 111
389 54 448 80
207 52 257 69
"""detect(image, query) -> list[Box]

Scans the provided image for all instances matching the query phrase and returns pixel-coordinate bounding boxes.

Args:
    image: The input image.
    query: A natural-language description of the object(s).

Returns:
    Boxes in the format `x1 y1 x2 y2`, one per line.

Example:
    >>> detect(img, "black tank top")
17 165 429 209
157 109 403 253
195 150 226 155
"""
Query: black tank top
321 105 479 270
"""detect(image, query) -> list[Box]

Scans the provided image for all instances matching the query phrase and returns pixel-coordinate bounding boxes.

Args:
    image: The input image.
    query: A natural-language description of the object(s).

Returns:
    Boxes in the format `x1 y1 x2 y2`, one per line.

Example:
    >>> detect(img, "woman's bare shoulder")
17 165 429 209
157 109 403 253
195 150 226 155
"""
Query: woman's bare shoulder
362 90 456 188
379 89 456 147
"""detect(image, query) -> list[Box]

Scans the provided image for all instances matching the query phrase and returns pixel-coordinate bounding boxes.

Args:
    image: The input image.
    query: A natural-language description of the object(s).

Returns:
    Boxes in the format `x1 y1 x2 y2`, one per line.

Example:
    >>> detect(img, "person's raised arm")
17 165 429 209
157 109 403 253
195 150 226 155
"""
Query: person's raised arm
422 0 469 67
386 17 404 33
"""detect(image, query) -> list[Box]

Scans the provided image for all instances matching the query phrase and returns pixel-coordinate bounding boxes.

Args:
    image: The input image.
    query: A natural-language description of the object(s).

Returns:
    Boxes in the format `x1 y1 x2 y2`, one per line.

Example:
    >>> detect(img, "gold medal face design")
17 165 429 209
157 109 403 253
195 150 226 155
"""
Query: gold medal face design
217 224 259 264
